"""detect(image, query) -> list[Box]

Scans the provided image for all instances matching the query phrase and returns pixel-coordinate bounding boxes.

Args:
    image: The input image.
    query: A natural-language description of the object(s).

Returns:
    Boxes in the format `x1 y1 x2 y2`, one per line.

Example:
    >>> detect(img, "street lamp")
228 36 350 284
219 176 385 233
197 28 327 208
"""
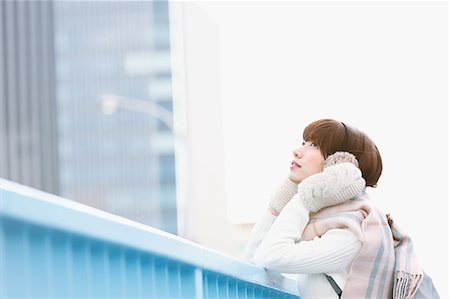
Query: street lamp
97 92 187 236
98 93 175 132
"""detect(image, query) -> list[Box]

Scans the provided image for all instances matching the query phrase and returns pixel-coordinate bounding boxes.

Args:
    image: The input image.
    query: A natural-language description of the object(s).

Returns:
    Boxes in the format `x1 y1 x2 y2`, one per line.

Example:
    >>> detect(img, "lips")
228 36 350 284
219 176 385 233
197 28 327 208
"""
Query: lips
291 160 301 168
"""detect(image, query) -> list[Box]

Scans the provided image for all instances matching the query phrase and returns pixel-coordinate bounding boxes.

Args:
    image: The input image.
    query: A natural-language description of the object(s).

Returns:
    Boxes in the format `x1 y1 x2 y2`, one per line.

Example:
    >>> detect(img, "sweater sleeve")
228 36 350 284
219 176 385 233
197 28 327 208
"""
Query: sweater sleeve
242 210 277 263
253 195 362 274
243 178 298 263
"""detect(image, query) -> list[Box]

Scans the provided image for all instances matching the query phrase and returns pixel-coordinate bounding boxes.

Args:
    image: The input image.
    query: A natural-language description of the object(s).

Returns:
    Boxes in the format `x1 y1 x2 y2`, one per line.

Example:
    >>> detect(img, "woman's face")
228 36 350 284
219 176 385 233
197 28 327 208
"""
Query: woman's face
289 141 325 184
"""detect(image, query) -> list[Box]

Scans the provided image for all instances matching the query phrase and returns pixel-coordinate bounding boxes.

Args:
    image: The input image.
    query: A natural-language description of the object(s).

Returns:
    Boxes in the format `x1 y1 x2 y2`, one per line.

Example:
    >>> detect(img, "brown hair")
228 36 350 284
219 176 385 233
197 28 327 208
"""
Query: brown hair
303 119 382 187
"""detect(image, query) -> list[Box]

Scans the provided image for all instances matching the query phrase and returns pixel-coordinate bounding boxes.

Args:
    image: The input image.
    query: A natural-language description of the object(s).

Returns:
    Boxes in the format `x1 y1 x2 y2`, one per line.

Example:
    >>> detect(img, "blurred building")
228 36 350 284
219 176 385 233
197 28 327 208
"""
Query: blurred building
0 1 60 195
0 0 177 234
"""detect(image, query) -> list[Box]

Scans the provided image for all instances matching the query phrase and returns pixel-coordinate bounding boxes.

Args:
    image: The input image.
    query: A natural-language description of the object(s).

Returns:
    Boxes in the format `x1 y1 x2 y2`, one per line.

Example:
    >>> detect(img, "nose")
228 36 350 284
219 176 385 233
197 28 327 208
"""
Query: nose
292 147 303 158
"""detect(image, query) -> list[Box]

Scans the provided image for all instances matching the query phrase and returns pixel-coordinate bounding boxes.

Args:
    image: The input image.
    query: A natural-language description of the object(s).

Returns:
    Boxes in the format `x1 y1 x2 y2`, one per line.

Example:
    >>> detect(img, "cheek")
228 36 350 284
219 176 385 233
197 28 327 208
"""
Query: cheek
316 160 325 172
310 155 325 172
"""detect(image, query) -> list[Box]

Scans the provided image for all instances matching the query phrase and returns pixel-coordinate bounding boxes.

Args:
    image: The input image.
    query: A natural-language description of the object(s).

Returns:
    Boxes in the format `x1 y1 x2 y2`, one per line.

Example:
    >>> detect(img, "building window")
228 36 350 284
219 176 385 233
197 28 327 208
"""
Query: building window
53 0 177 234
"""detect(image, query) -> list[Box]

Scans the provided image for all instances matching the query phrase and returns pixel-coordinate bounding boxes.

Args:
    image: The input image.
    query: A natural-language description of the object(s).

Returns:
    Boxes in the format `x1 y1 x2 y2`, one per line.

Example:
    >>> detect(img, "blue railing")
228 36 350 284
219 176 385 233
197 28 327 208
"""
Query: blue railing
0 179 299 298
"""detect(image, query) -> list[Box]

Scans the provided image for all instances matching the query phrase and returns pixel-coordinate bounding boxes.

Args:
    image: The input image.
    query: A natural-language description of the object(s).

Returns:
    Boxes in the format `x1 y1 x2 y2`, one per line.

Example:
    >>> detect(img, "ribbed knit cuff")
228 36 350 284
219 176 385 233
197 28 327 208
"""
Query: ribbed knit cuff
268 178 298 213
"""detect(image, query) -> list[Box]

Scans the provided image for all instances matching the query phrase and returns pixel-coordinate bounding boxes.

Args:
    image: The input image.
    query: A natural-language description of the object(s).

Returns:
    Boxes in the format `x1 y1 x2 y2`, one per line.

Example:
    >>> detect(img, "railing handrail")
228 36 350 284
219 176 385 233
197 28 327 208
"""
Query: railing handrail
0 178 299 296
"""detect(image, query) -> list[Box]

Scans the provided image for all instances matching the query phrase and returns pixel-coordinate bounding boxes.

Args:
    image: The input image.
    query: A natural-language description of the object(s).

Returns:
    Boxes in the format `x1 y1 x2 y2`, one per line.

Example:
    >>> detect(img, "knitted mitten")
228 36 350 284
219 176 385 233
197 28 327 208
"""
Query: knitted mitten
299 152 365 213
268 178 298 213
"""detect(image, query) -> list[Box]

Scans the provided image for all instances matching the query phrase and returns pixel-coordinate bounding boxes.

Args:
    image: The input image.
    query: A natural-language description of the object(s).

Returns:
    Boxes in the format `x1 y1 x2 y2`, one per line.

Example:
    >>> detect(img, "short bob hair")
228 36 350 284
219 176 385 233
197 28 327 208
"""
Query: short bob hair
303 119 382 187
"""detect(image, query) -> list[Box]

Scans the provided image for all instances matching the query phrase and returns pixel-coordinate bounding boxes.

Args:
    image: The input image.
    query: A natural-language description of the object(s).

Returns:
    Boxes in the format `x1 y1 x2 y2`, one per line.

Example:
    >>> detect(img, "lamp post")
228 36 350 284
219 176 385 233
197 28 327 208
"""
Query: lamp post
98 93 175 132
98 93 185 235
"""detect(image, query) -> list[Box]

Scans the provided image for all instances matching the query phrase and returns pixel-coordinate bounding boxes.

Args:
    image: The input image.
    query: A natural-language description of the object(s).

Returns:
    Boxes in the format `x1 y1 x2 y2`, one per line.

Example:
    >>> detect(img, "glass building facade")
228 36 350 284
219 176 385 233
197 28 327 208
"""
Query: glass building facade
1 0 177 234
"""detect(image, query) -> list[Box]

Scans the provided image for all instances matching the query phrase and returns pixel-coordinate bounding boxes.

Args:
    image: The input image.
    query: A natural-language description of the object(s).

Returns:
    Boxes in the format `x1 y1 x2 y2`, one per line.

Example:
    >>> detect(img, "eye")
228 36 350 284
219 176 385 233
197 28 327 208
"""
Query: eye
302 141 318 148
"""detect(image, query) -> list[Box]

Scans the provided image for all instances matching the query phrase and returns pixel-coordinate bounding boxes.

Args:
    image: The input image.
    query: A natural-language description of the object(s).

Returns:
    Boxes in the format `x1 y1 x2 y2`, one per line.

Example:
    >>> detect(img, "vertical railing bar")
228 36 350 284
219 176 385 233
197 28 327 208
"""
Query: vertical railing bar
66 235 74 298
86 240 94 298
136 253 143 299
23 224 31 298
216 274 220 299
226 277 229 299
202 270 208 299
103 244 110 298
207 272 211 299
44 230 53 297
213 272 217 299
230 278 234 299
120 249 126 298
103 245 109 298
68 235 75 297
106 247 114 297
176 263 181 298
164 260 170 296
196 268 204 299
122 249 128 298
0 219 5 298
150 256 156 298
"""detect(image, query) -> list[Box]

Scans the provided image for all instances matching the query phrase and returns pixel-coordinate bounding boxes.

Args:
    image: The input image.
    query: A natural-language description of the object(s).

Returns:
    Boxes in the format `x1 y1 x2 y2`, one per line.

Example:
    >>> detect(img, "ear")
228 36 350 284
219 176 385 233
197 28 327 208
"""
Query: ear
324 151 359 168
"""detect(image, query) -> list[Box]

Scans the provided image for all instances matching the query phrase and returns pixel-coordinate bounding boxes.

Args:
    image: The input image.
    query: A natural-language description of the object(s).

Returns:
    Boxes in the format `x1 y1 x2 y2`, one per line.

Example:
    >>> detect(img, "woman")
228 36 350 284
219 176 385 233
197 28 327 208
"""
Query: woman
244 119 435 299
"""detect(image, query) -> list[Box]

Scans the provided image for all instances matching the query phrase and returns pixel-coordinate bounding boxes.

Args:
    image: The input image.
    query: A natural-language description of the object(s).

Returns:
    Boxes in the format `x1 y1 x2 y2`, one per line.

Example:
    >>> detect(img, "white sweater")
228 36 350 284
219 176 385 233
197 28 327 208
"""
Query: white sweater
244 187 363 298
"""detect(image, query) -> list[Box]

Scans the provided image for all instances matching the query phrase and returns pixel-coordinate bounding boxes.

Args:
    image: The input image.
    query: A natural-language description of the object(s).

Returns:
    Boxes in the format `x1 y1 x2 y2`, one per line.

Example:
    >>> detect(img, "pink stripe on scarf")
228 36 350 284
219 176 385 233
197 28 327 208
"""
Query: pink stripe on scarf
303 193 423 299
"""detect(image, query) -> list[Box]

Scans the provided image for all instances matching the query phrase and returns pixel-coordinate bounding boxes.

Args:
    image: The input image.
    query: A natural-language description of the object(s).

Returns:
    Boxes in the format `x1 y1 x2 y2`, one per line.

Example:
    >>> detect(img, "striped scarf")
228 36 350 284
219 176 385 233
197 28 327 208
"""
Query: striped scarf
301 192 424 299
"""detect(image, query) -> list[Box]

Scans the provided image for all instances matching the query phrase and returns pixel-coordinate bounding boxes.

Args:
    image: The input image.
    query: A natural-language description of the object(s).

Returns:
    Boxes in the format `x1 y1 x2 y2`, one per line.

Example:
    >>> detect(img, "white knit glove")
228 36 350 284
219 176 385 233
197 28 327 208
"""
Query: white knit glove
268 178 298 213
299 152 365 213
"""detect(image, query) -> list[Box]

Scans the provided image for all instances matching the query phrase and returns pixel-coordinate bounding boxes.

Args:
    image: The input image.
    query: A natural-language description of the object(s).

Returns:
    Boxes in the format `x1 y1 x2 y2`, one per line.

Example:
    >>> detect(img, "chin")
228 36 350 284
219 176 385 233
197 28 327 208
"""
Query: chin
289 173 302 183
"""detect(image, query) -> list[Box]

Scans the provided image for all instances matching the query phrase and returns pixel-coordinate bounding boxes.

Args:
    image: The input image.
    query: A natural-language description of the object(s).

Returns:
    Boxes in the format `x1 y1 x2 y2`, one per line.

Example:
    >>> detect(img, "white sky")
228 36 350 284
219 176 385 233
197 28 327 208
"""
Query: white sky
187 1 448 296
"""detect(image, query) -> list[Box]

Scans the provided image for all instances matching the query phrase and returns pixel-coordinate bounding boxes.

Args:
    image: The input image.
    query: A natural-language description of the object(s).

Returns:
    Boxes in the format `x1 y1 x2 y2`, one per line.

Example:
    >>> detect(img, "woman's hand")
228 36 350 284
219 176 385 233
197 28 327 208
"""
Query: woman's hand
268 178 298 215
298 152 365 213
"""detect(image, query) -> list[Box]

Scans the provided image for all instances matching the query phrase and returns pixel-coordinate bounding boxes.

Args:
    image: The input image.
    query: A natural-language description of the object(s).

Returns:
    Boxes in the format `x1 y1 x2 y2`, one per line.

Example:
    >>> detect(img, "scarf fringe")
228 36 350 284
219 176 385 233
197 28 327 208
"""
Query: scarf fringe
394 271 423 299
